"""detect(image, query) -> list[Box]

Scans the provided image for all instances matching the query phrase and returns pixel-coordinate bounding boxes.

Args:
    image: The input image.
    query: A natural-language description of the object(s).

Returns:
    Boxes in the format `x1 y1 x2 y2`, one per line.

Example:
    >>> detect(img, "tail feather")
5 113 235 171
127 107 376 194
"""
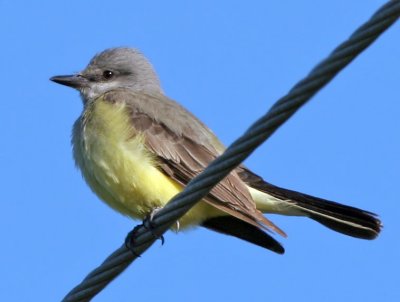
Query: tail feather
202 216 285 254
238 167 382 240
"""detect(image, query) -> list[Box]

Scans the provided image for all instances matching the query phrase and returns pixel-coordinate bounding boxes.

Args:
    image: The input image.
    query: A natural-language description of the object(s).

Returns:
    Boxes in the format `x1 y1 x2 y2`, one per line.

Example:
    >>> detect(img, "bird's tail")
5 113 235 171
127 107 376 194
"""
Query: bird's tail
238 168 382 240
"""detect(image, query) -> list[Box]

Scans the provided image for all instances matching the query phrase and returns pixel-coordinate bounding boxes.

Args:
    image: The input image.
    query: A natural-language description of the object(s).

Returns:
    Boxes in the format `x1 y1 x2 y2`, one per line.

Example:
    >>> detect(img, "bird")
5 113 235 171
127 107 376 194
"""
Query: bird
50 47 382 254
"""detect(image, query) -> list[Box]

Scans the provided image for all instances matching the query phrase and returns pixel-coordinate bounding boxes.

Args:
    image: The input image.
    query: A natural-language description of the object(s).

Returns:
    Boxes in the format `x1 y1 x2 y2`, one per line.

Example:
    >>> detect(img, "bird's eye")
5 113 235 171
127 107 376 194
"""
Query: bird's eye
103 70 114 80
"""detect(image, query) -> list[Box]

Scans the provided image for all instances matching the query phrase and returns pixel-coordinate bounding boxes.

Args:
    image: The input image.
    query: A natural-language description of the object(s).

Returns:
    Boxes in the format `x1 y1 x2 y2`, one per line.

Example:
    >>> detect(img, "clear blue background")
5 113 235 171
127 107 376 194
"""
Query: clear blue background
1 1 399 301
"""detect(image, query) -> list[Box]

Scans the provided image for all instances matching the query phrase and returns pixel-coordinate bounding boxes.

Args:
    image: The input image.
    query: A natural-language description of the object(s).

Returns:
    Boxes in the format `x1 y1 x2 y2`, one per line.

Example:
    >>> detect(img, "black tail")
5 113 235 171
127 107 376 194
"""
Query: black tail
202 216 285 254
238 167 382 240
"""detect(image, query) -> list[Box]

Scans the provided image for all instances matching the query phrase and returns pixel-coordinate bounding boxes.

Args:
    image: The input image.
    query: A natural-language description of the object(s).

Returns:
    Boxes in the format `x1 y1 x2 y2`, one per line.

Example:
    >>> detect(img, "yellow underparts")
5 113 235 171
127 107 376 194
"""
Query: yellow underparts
73 98 221 230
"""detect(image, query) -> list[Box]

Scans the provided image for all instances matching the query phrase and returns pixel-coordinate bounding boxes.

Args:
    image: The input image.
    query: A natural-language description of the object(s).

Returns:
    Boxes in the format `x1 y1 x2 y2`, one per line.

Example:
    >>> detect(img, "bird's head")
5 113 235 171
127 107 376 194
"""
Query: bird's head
50 47 163 102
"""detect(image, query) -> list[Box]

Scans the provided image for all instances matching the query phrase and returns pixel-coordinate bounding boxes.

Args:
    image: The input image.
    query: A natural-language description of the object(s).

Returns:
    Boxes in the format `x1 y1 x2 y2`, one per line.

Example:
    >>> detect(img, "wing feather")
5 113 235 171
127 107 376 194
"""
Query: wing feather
105 90 285 236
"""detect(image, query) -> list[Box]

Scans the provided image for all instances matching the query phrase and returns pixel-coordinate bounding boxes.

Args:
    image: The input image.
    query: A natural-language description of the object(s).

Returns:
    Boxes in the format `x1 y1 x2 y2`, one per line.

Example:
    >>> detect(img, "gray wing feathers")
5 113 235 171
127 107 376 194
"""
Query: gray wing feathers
104 89 284 235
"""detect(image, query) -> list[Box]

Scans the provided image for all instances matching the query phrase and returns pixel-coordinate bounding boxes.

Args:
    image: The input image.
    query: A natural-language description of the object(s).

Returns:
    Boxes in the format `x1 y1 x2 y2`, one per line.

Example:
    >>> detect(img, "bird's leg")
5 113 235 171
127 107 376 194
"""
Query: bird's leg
125 207 165 255
144 207 165 245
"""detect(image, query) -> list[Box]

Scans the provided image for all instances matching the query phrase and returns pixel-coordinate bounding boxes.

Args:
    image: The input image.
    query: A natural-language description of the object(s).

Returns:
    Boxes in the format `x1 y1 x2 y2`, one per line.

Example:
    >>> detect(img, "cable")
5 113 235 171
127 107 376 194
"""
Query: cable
61 1 400 301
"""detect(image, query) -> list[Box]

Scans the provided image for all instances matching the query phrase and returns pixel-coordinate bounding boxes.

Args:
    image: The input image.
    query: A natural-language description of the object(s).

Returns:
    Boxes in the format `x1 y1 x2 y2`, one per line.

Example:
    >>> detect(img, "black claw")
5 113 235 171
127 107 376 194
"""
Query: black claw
125 209 166 255
142 212 166 245
124 225 142 257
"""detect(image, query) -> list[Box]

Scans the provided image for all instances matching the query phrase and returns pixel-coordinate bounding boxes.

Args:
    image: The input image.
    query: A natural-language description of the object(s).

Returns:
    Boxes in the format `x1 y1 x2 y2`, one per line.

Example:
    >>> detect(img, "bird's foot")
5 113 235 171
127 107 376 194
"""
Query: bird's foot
125 224 143 257
144 207 165 245
124 207 165 256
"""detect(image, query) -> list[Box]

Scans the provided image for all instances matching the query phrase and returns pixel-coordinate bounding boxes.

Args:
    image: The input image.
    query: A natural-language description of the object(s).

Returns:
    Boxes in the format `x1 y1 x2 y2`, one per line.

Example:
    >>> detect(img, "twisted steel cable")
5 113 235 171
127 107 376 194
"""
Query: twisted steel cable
61 1 400 301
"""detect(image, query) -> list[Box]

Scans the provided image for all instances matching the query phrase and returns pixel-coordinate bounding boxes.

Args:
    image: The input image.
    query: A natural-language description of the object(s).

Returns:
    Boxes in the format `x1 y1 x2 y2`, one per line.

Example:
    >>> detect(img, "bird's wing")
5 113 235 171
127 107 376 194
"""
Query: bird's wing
109 90 285 236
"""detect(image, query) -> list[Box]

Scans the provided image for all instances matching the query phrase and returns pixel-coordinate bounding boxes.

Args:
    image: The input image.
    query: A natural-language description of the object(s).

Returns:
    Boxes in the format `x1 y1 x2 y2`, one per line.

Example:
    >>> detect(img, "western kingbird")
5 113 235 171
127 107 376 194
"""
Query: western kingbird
51 47 381 254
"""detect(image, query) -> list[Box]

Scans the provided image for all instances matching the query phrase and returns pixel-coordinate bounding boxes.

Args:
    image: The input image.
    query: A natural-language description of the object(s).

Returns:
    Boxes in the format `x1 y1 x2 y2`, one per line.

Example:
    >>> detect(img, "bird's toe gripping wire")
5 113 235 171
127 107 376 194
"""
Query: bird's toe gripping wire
125 207 165 255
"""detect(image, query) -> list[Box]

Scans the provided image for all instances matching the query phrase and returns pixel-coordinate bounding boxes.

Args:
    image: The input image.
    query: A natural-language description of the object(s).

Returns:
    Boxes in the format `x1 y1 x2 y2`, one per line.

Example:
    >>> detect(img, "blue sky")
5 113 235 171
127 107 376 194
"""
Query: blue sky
1 1 399 301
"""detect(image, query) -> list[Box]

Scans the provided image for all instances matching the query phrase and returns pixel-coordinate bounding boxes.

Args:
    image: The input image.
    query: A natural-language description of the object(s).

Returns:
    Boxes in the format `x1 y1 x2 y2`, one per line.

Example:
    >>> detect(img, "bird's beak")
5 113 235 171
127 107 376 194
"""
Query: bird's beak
50 74 88 89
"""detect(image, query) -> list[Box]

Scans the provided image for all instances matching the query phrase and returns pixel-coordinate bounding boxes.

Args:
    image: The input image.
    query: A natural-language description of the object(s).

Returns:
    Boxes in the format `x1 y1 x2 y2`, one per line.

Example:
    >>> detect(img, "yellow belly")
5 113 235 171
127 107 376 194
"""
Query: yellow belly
72 98 220 229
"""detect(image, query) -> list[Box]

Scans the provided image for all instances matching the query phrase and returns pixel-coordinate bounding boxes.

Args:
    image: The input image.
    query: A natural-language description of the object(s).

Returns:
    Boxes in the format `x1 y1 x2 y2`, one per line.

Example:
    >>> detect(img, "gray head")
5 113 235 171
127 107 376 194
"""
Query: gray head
50 47 163 101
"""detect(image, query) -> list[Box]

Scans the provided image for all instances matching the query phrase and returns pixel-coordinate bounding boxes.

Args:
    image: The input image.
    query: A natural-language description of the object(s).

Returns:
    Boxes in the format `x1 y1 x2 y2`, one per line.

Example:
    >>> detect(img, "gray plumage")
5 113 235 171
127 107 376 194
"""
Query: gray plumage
80 48 163 101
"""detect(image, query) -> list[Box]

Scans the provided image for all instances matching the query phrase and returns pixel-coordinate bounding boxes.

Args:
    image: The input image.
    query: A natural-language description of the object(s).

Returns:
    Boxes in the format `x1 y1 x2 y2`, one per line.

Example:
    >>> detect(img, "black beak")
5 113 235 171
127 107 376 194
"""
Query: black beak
50 74 88 89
